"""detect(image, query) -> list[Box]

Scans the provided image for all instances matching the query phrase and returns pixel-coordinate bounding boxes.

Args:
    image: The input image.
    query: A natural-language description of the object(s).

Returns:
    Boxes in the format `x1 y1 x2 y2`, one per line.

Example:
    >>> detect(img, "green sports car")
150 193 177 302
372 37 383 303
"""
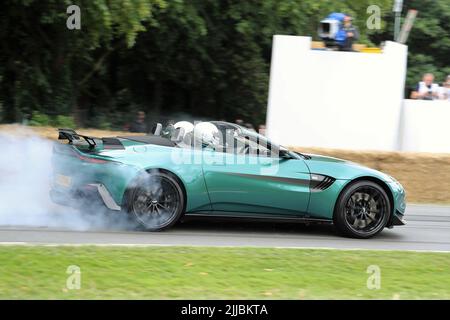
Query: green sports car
50 121 406 238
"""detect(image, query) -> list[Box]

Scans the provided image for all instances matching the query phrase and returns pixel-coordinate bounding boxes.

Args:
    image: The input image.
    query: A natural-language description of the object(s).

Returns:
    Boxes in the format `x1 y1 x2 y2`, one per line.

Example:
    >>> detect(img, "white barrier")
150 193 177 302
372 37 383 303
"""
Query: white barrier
400 100 450 153
266 35 408 151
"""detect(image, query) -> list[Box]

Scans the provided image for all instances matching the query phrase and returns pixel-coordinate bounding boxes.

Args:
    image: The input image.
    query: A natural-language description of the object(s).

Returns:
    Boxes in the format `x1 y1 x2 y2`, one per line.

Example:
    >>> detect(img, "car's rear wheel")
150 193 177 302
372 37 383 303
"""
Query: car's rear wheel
126 170 185 231
333 180 391 238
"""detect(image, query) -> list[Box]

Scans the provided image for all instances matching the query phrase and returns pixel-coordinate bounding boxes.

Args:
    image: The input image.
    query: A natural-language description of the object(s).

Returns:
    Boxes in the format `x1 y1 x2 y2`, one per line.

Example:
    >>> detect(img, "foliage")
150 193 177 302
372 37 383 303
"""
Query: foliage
53 115 76 128
92 114 113 130
29 112 51 127
404 0 450 89
370 0 450 90
0 0 164 125
0 0 448 128
29 111 76 128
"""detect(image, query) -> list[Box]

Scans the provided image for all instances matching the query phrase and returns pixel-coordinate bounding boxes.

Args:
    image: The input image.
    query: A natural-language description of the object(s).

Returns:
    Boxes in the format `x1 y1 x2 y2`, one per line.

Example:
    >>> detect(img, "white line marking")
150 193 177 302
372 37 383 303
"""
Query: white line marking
0 242 448 253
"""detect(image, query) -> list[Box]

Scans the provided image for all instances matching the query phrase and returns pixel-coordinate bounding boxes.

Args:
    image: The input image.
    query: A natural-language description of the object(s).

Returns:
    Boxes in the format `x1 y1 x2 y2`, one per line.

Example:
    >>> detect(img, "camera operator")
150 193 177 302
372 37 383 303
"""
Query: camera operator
337 15 359 51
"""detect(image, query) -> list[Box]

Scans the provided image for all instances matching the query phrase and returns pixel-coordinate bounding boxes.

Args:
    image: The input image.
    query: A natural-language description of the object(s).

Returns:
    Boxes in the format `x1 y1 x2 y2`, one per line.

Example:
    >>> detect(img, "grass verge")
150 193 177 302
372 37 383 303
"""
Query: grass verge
0 245 449 299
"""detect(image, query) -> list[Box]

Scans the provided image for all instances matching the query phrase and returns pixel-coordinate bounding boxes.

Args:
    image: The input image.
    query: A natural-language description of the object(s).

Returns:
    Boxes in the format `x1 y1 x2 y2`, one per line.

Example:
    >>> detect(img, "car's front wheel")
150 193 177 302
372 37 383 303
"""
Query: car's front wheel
126 170 185 231
333 180 391 238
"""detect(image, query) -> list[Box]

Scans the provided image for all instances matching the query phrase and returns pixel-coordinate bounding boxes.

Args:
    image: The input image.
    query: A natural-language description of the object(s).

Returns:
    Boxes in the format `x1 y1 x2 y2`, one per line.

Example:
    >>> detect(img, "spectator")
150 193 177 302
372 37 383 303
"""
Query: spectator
244 122 255 131
410 73 440 100
337 15 359 51
235 118 244 126
439 75 450 101
258 124 266 136
129 111 148 133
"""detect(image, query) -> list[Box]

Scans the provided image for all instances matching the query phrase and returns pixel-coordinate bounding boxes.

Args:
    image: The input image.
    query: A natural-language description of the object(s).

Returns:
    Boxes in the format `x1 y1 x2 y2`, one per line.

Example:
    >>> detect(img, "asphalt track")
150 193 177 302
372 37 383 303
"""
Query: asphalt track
0 204 449 252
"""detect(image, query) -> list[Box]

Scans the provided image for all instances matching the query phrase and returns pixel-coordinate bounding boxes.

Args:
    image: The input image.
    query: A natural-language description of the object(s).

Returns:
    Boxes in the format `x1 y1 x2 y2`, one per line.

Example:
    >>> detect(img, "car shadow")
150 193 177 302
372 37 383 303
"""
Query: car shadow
172 216 407 241
174 216 338 237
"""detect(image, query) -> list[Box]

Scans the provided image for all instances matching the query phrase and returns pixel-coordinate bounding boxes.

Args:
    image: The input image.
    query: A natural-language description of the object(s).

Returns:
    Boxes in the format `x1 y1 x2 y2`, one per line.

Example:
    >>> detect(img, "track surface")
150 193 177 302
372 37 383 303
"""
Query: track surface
0 204 449 251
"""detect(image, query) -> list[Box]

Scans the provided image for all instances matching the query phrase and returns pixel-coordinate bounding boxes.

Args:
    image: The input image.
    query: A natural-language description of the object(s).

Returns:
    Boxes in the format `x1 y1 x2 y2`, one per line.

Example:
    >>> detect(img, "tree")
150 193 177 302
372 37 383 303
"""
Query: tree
115 0 394 126
369 0 450 92
7 0 446 128
0 0 164 123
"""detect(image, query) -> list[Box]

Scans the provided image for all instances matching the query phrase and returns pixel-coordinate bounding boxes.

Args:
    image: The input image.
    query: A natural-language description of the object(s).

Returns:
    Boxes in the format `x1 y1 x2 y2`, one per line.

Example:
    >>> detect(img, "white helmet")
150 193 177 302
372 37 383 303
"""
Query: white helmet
193 122 220 149
173 121 194 144
174 121 194 136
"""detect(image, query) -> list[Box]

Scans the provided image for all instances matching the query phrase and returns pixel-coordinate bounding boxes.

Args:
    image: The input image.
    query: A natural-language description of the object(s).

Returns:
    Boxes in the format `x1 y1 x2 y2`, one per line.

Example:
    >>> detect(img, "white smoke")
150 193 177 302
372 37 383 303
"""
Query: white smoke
0 130 134 231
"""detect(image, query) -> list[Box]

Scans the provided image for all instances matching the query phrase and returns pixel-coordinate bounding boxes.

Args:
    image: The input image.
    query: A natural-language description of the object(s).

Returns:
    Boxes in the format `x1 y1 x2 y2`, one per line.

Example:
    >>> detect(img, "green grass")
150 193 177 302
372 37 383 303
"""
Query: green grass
0 245 448 299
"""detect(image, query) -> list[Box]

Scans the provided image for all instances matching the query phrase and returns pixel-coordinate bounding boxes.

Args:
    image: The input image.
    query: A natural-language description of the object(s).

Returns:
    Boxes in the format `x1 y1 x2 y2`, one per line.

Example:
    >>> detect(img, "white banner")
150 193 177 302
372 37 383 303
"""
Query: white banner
266 35 409 152
401 99 450 153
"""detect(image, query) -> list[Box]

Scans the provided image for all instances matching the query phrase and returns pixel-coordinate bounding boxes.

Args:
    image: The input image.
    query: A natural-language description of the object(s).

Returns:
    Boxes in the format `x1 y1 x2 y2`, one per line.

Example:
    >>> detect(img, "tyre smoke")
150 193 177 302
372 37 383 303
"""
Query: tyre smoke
0 130 134 231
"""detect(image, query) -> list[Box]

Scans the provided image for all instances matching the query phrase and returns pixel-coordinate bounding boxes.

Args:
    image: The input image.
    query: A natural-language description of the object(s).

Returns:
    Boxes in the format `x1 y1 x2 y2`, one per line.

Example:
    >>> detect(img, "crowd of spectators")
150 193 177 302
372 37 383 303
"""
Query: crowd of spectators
410 73 450 101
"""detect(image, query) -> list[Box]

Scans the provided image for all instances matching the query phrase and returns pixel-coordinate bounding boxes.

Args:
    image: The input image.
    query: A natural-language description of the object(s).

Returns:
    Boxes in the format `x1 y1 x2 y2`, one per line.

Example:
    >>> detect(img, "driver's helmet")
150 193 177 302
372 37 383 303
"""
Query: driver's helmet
173 121 194 138
193 122 220 149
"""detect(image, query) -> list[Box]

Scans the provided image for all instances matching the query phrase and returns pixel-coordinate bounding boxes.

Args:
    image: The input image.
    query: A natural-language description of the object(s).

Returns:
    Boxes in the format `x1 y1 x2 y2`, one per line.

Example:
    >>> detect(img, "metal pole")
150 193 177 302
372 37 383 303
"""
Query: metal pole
394 12 401 41
393 0 403 42
397 9 418 44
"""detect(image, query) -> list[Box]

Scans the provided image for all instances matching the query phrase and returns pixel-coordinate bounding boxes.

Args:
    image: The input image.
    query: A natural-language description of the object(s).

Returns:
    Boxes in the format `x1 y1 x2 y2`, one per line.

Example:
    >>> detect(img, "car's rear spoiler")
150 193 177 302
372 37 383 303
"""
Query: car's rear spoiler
58 128 125 150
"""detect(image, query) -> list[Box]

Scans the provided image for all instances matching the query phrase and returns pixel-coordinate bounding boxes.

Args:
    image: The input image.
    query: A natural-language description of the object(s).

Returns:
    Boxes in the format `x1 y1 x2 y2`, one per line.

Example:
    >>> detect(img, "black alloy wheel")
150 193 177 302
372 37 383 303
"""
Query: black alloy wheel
334 180 391 238
127 171 185 231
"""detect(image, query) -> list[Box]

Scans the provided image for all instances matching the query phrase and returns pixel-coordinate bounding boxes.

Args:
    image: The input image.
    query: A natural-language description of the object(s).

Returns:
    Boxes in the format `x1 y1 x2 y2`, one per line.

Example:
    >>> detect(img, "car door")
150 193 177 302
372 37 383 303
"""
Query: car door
201 139 311 216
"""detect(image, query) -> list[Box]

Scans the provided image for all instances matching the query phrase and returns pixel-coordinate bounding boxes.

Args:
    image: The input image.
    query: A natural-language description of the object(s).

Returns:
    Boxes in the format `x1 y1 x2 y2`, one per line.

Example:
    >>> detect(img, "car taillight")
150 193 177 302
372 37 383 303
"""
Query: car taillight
53 144 112 164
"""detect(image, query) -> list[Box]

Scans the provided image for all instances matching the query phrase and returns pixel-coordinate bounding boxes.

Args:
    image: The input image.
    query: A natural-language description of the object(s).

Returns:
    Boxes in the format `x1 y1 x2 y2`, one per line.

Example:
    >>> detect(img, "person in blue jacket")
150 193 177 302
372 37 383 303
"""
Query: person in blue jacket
336 15 359 51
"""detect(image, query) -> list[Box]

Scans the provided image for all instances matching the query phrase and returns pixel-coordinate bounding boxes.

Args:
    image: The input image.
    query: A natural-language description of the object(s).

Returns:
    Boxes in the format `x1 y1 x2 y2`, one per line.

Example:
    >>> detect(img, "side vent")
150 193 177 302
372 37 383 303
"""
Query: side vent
310 174 336 192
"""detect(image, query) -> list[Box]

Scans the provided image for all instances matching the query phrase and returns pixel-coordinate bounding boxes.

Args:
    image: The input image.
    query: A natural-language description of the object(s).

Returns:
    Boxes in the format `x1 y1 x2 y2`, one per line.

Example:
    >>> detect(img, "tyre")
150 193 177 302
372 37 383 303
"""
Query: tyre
333 180 391 238
126 170 185 231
